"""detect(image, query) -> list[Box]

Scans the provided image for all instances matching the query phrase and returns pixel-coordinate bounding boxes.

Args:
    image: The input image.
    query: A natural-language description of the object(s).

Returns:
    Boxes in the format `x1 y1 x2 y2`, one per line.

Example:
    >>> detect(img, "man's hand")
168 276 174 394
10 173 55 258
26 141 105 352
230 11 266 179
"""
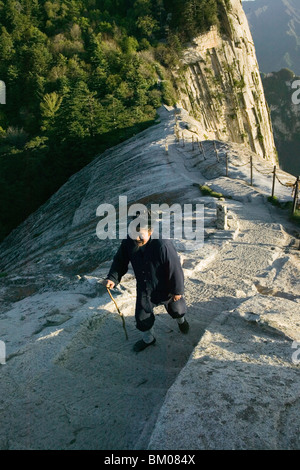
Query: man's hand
172 294 182 302
102 279 115 289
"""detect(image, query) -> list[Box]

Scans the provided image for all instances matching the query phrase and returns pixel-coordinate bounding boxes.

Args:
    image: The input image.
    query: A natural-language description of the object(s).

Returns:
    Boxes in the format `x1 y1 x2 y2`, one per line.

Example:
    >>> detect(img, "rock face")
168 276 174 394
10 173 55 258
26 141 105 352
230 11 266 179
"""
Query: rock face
148 298 300 450
262 70 300 176
0 105 292 279
0 107 202 275
0 106 299 450
175 0 277 162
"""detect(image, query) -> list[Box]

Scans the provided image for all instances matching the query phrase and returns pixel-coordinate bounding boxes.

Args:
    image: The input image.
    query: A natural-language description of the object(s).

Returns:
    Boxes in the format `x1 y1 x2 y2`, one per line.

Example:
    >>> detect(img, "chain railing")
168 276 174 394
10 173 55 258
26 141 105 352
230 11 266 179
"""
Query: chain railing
172 128 299 215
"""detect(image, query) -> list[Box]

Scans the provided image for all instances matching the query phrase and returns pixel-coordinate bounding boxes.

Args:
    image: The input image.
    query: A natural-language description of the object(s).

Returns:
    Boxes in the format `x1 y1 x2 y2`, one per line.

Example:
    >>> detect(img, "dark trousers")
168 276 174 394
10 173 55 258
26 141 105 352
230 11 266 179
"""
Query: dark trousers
135 291 187 332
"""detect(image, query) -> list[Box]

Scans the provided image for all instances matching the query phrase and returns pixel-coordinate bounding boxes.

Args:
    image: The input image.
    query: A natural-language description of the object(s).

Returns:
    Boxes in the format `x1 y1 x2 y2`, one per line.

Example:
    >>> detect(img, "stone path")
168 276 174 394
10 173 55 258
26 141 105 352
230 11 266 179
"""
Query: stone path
148 197 300 450
1 181 299 450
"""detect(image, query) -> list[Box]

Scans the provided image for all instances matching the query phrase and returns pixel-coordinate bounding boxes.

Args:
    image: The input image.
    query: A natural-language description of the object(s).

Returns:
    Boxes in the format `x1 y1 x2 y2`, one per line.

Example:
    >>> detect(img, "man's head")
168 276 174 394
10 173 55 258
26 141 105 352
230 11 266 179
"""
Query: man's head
134 226 153 247
128 208 154 247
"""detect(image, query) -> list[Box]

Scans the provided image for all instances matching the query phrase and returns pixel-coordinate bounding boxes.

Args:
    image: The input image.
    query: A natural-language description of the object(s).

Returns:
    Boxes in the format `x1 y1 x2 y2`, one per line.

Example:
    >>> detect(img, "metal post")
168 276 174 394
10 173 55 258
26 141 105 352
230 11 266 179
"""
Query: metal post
292 176 299 215
226 152 228 177
271 165 276 198
201 142 206 160
214 142 220 162
250 155 253 186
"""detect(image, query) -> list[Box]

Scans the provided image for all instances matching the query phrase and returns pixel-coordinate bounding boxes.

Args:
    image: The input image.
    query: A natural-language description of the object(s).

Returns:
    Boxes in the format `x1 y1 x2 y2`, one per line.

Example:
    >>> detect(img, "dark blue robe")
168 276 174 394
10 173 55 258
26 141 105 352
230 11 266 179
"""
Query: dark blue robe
107 236 186 331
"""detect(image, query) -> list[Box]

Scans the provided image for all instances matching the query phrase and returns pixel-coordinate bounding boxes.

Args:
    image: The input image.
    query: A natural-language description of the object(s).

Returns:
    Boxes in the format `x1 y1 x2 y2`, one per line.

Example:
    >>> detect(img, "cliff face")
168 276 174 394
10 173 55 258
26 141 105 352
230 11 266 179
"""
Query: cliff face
175 0 277 162
262 70 300 176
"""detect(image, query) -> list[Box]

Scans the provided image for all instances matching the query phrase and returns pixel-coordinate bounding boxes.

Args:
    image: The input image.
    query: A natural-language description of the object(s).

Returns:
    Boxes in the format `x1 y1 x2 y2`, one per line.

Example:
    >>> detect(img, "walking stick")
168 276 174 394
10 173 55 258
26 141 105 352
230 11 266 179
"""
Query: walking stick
106 287 129 340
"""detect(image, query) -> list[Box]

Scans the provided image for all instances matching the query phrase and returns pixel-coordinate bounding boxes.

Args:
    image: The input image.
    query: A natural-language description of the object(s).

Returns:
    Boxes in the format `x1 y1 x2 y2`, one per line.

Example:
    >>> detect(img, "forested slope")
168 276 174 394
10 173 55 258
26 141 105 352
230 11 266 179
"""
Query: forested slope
0 0 225 240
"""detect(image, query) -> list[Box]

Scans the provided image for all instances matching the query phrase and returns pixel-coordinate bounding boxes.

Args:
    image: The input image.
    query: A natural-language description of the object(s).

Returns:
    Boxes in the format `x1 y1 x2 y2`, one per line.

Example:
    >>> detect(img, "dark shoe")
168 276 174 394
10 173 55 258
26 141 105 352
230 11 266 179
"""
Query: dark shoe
133 338 156 353
178 319 189 334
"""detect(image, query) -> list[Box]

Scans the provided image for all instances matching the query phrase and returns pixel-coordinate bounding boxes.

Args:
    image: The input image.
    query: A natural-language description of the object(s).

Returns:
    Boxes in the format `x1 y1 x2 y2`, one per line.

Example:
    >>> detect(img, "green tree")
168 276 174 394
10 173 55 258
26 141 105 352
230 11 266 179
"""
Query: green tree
40 92 63 132
0 27 15 62
58 81 105 139
136 15 158 38
0 0 228 242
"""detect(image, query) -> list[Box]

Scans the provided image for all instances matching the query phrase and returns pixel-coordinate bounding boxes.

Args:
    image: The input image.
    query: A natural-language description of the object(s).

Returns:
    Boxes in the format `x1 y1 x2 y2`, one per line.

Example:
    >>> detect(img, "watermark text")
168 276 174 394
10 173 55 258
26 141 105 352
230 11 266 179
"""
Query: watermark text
0 80 6 104
96 196 204 243
292 340 300 365
292 80 300 105
0 340 6 365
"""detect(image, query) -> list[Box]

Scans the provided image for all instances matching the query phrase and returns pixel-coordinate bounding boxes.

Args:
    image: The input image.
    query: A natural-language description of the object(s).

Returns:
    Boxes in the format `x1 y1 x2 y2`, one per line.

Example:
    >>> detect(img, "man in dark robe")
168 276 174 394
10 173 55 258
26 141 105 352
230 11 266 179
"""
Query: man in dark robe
103 225 189 352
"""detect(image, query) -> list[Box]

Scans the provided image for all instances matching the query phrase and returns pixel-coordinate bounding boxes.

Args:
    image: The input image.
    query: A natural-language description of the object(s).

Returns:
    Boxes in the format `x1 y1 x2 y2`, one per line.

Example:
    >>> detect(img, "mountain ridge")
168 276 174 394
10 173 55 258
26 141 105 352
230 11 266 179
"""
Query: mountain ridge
262 69 300 176
243 0 300 74
0 105 299 450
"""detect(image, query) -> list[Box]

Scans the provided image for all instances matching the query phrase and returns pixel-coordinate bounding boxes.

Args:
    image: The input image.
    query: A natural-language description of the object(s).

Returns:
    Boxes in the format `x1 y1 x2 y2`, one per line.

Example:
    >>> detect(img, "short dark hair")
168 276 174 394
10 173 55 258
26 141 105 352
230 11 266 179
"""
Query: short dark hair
129 207 153 230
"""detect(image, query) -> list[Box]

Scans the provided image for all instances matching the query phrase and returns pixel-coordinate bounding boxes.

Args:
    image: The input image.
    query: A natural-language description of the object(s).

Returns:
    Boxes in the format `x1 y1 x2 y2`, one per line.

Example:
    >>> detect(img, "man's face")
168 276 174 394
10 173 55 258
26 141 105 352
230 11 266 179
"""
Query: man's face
135 228 152 247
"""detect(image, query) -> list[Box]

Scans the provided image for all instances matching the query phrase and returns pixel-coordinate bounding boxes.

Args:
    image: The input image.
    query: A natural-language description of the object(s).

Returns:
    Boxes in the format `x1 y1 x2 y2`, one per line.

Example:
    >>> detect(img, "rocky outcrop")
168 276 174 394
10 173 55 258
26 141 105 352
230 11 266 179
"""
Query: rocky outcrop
0 107 215 275
174 0 277 162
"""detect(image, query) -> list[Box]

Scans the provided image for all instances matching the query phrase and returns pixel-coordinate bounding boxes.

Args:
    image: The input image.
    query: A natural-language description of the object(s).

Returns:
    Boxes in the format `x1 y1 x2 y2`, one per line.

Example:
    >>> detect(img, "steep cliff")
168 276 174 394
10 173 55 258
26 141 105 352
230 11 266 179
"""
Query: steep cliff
174 0 277 162
262 69 300 176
